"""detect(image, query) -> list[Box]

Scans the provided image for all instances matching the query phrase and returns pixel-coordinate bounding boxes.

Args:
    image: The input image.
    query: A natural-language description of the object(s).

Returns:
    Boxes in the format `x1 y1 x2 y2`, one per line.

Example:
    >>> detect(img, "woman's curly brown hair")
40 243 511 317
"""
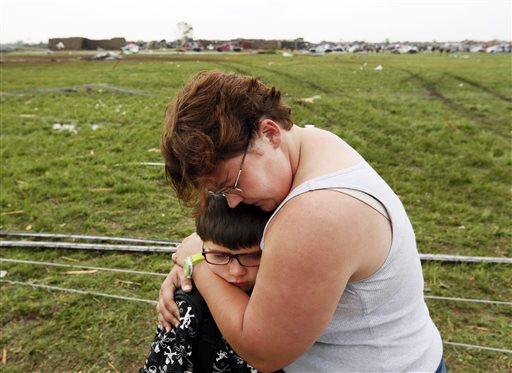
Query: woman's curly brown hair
161 71 293 214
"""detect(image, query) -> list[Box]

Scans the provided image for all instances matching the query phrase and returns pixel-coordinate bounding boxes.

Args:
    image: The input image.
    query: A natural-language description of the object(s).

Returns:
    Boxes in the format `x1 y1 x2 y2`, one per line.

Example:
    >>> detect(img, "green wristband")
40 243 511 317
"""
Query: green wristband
184 253 205 279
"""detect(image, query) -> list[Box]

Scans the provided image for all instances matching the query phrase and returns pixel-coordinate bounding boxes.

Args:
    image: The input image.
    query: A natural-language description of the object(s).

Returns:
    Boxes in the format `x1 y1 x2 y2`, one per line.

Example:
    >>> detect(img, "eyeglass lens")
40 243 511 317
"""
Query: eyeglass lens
203 251 261 266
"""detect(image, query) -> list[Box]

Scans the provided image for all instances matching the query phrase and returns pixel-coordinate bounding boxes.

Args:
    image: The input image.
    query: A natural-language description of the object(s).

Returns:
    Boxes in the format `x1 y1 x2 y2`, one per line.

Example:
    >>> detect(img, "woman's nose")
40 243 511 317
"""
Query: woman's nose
226 194 243 208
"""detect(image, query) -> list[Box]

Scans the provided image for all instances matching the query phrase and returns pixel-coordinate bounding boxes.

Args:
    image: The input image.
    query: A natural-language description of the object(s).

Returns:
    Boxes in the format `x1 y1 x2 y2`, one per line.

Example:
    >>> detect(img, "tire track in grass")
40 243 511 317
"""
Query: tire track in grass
212 61 343 97
210 61 345 129
443 72 512 103
398 68 508 135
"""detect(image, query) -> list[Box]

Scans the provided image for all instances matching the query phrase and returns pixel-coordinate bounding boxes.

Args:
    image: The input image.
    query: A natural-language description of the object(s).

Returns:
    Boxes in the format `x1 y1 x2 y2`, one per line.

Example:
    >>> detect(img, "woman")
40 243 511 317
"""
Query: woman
157 71 444 372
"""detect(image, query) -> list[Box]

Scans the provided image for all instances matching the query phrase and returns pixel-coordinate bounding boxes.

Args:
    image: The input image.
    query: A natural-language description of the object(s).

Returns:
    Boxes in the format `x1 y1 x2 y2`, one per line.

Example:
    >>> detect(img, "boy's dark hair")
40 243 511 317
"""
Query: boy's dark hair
196 196 272 250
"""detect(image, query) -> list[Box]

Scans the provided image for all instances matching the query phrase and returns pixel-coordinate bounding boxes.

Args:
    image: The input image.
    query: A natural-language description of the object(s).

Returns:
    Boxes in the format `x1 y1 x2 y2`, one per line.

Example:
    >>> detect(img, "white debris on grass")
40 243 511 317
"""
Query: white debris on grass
95 99 106 109
92 51 121 61
299 95 321 104
375 65 383 71
53 123 78 134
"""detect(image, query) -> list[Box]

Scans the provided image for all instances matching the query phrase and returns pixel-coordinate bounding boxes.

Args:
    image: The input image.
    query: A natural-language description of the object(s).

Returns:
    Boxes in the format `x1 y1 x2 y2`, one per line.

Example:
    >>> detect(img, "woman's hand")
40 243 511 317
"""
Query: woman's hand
156 265 190 331
156 232 204 331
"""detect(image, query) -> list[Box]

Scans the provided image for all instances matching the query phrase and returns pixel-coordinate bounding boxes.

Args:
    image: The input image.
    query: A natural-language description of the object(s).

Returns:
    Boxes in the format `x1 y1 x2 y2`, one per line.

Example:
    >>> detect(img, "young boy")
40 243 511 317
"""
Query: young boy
140 196 278 373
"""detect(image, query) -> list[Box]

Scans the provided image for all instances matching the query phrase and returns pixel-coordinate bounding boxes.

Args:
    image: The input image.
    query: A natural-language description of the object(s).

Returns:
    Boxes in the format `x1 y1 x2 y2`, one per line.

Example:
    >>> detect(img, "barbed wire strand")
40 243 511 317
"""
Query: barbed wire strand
3 239 511 264
1 260 510 306
2 279 510 355
0 258 167 277
418 253 512 264
424 295 512 305
444 342 512 354
0 240 176 252
1 231 511 264
0 279 157 305
0 231 179 245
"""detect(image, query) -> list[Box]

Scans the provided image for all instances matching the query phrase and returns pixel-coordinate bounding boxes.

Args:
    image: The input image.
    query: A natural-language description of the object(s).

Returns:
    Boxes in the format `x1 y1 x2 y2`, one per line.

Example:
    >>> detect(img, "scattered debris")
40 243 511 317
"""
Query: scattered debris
0 271 7 278
25 224 32 231
88 51 121 61
134 162 164 167
19 114 36 118
147 148 160 153
53 123 78 134
108 361 121 373
496 192 512 201
1 210 24 216
486 44 510 54
299 95 321 104
95 99 107 108
121 42 139 54
446 122 460 133
282 52 293 57
392 44 418 54
90 124 102 131
65 269 98 275
375 65 383 71
89 188 113 192
440 281 451 289
309 44 333 53
61 256 80 262
116 279 141 286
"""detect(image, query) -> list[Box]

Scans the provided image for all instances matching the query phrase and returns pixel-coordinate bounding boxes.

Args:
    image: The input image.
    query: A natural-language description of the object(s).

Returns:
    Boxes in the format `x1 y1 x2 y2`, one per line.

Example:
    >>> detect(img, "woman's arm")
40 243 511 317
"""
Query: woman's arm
191 190 391 371
157 233 202 330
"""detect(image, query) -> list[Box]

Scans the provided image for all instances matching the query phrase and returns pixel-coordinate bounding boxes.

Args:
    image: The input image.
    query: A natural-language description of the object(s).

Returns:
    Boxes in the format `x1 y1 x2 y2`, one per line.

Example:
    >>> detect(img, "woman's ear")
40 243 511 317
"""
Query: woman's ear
258 119 282 149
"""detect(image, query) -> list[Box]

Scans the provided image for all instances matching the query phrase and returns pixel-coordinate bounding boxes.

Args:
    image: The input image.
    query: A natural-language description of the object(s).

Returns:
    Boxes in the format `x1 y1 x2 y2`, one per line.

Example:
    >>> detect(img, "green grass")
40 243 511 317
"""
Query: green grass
1 52 511 371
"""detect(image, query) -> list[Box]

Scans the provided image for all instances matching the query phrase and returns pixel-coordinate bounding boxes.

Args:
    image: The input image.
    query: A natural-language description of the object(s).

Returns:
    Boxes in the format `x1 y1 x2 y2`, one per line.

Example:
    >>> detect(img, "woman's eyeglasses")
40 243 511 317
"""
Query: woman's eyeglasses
208 144 249 198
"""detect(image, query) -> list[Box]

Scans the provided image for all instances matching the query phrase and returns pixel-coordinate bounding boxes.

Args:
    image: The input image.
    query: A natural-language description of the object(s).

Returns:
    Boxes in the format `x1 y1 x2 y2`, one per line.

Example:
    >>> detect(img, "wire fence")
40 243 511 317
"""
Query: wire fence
2 277 510 355
1 231 511 356
2 231 511 263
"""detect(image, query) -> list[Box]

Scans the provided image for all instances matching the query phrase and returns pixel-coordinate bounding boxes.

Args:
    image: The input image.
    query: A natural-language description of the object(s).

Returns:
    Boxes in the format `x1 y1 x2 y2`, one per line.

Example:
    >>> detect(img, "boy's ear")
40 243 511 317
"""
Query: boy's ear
258 119 281 149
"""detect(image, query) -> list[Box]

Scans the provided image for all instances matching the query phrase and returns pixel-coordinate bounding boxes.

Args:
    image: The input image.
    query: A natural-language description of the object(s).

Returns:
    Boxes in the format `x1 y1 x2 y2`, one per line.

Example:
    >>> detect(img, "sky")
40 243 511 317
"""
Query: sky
1 0 510 44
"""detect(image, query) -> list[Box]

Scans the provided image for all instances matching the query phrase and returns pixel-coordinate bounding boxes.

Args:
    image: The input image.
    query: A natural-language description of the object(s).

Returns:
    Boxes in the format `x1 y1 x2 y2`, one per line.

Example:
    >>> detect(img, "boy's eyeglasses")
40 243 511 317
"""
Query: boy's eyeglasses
208 143 249 198
202 249 261 267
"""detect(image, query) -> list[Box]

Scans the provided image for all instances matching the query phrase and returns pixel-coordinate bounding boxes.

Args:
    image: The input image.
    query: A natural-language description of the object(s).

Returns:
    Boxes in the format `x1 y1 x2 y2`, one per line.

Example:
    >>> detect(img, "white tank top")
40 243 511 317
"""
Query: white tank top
261 159 443 372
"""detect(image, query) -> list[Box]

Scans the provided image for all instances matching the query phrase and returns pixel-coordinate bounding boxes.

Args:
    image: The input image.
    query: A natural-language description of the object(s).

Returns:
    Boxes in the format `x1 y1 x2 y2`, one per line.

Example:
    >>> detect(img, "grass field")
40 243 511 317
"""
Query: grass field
1 51 511 372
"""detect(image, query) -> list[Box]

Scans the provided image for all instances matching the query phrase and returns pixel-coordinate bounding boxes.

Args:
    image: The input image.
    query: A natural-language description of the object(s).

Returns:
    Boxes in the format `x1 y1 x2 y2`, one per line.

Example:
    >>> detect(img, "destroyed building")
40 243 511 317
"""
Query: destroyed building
48 37 126 51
